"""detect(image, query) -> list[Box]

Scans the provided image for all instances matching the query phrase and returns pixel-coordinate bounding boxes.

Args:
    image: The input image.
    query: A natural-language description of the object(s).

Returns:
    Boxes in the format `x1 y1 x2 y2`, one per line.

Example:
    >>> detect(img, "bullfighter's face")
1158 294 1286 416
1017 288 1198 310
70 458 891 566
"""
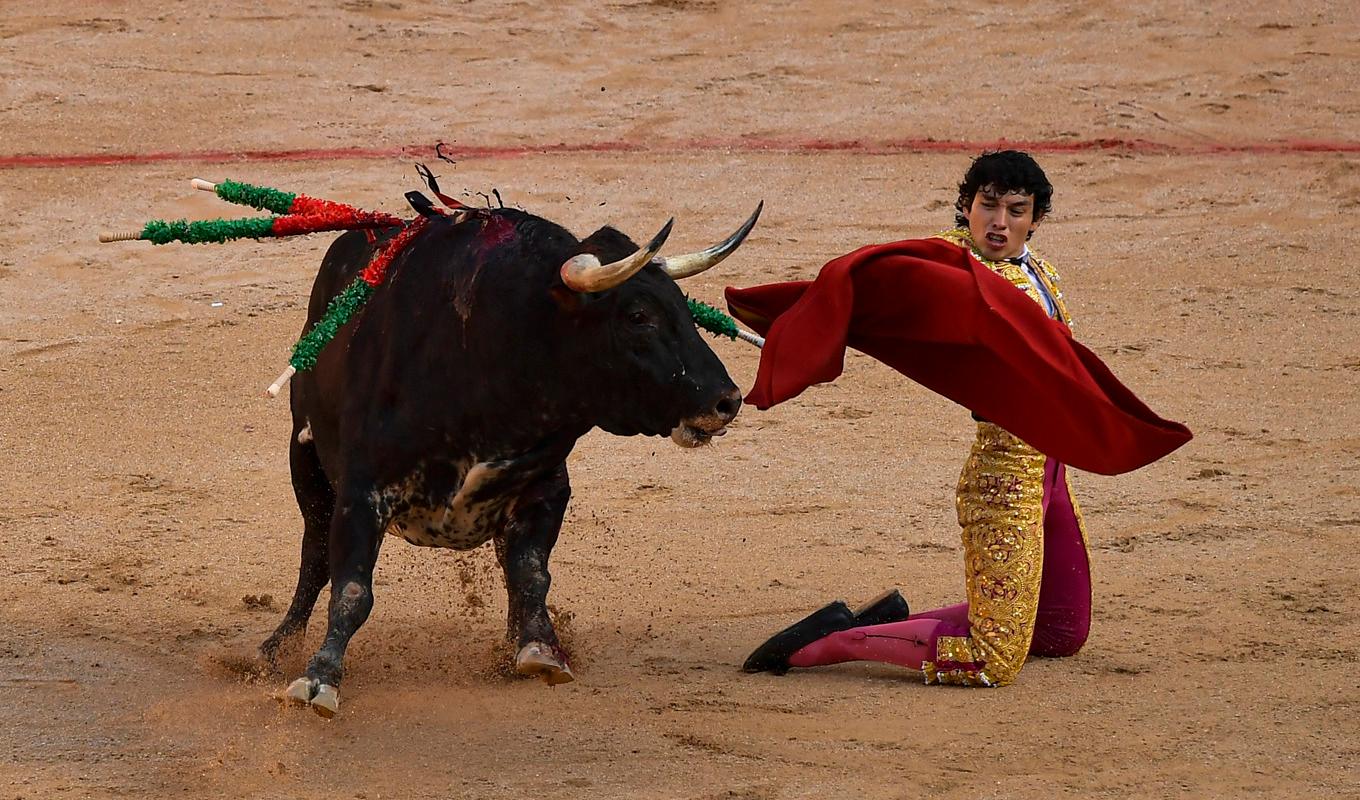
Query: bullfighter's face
962 187 1041 261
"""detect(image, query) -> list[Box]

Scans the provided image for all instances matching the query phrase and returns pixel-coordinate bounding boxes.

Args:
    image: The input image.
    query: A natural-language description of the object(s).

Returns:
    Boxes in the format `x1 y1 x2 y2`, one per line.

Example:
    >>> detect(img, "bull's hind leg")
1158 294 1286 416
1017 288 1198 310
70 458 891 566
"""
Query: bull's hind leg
499 466 574 685
261 431 335 668
282 476 386 718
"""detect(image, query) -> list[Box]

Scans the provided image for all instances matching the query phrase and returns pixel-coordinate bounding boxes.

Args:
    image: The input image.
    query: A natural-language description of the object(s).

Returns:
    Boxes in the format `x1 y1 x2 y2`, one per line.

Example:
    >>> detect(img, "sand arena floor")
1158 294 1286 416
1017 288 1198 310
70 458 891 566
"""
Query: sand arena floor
1 2 1357 798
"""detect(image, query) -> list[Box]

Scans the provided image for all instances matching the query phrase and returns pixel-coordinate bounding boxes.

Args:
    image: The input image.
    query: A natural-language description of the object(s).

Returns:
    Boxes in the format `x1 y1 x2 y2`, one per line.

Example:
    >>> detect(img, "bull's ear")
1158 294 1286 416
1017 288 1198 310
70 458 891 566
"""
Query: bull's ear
578 225 639 258
549 283 587 312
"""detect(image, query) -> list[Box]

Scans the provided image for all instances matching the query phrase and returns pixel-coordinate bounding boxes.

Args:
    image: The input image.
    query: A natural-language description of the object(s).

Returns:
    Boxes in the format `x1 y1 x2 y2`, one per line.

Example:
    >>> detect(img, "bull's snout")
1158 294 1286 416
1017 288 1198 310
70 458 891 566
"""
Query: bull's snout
670 386 743 448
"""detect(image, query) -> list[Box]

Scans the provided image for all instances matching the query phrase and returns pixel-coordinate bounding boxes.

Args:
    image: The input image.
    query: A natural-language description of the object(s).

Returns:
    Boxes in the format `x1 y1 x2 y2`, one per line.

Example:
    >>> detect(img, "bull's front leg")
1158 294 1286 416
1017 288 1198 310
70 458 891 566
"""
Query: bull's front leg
498 467 573 685
282 477 387 717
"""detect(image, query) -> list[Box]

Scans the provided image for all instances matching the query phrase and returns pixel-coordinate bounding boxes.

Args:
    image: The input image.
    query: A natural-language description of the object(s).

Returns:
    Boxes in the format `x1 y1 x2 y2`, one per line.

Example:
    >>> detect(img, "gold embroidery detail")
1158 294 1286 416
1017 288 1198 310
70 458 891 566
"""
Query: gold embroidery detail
921 661 999 687
933 635 979 665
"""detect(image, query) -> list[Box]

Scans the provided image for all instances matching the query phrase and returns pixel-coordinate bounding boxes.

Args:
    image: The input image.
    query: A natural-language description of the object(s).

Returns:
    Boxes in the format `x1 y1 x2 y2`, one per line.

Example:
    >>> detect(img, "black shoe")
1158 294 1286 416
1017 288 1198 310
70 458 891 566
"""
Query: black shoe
851 589 910 627
742 601 856 675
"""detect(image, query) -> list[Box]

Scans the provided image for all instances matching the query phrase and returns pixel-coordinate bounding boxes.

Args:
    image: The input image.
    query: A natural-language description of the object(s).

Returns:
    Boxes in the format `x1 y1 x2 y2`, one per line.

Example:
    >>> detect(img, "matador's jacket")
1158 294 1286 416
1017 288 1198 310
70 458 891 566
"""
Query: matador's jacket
724 229 1192 685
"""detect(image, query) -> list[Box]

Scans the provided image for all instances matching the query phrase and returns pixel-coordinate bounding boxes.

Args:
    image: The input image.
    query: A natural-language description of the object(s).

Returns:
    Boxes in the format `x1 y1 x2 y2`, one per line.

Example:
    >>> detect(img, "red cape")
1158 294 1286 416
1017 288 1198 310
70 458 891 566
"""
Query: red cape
725 237 1191 476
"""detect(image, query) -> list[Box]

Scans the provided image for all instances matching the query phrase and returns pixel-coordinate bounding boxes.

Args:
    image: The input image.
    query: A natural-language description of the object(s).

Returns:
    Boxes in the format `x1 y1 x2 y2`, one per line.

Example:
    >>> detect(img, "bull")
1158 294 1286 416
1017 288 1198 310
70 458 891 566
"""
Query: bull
261 200 760 716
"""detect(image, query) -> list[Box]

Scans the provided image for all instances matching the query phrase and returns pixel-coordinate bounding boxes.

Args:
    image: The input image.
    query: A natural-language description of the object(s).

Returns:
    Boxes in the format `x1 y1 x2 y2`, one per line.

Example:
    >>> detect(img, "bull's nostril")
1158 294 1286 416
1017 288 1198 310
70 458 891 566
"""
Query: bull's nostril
714 390 742 421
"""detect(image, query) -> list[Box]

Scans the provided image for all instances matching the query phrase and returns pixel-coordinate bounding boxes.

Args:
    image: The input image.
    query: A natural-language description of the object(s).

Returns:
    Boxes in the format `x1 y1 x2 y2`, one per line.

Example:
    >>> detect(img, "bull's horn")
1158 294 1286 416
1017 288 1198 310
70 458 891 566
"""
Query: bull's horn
560 218 674 293
658 201 763 280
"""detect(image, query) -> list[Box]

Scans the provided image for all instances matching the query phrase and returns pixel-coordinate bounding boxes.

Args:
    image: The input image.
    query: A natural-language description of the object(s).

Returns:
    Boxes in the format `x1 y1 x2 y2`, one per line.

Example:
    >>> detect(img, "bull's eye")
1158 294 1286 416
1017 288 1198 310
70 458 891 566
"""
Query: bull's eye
627 309 654 328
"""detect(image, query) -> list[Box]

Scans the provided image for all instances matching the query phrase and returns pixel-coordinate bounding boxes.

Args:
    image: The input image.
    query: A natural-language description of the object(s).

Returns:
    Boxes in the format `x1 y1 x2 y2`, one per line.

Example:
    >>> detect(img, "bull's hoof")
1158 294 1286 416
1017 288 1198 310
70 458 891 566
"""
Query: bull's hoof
282 676 316 705
278 676 340 718
311 684 340 718
515 642 575 686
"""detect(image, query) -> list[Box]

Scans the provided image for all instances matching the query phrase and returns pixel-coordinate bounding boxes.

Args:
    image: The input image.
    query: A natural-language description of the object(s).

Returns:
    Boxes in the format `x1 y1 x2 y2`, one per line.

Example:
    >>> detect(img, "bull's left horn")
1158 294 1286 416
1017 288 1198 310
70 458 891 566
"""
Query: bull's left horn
657 201 763 280
560 218 673 293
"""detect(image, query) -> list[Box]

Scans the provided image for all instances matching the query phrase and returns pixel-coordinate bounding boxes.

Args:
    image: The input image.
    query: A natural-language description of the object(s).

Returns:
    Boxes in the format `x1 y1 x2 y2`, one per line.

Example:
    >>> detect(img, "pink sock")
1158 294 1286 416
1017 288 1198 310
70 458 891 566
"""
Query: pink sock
908 601 970 628
787 618 943 670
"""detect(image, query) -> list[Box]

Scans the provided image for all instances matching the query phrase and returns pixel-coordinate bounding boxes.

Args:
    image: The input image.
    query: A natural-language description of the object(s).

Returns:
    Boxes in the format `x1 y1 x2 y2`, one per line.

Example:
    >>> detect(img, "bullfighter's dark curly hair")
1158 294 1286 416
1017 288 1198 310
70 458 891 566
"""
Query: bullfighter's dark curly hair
953 150 1053 236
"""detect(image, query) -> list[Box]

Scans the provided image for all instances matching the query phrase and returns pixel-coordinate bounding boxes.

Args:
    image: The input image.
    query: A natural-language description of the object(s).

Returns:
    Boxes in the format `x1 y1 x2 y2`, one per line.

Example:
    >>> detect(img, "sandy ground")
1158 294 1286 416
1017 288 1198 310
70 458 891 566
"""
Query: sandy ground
2 2 1358 798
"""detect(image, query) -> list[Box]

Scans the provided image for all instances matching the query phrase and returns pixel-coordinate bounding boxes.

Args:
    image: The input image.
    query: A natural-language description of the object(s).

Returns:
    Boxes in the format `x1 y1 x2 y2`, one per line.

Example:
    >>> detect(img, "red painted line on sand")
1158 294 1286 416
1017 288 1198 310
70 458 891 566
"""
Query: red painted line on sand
2 137 1357 169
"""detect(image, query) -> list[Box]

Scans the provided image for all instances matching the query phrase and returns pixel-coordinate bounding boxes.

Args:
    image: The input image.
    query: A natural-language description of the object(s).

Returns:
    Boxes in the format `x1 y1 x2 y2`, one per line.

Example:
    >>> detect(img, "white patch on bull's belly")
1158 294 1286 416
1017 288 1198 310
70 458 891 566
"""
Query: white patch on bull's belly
383 461 507 549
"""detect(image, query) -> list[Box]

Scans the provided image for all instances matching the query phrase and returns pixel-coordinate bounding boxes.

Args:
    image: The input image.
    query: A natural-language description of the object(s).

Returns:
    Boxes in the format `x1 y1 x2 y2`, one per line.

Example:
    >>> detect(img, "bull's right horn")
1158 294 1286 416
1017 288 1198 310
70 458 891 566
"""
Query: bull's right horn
657 201 763 280
560 218 674 293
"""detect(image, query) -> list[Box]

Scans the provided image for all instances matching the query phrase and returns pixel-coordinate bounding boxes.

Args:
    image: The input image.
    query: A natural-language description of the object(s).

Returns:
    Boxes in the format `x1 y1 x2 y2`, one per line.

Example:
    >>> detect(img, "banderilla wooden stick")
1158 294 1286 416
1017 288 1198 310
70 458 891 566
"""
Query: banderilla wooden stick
98 230 142 243
265 365 296 398
735 329 765 348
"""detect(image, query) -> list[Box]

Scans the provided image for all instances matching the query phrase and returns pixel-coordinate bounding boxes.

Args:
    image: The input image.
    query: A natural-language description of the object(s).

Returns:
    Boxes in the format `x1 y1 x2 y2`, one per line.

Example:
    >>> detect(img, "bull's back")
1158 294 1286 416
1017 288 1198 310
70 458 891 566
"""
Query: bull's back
292 223 502 467
293 215 566 462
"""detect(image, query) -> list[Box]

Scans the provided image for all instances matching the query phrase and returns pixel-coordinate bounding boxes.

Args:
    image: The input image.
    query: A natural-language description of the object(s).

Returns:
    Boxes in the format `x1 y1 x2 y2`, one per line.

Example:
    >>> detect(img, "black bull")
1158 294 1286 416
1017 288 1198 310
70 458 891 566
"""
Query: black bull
264 205 757 716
